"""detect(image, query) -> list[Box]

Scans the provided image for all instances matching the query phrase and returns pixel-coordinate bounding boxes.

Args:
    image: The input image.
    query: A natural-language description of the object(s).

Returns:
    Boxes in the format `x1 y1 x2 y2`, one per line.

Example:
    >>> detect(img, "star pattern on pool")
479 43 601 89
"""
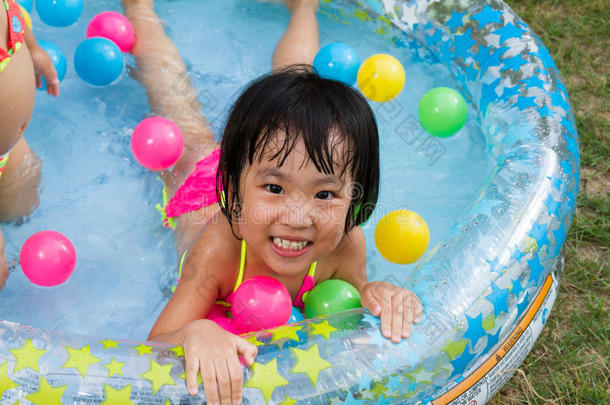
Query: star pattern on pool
485 282 510 316
62 344 101 378
493 22 525 44
25 376 67 405
133 344 153 356
101 383 134 405
0 362 17 397
99 339 119 350
9 338 47 373
471 5 503 27
526 253 545 285
446 10 466 33
463 314 487 348
278 394 296 405
309 320 337 340
139 359 176 394
103 357 125 377
245 357 289 404
289 344 331 386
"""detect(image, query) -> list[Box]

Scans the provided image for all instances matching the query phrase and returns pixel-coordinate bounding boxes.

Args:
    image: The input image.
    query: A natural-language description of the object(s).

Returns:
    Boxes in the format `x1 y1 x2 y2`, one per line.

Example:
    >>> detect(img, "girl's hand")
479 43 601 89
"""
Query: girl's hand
181 319 258 405
361 281 422 343
29 44 60 97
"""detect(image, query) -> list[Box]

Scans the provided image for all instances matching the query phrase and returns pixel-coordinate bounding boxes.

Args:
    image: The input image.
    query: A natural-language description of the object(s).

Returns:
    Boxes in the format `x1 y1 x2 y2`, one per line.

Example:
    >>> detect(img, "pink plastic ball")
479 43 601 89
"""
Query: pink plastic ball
86 11 135 53
131 117 184 171
20 231 77 287
211 317 241 335
232 276 292 333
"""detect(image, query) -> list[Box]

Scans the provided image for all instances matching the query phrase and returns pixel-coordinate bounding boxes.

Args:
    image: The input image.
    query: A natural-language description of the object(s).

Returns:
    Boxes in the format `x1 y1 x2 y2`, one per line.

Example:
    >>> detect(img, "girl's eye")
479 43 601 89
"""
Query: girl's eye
266 184 283 194
315 190 335 200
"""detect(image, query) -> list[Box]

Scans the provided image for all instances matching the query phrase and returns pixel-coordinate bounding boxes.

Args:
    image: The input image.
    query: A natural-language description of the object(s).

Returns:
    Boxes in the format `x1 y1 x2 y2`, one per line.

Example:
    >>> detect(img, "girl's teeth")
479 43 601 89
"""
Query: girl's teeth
273 237 308 250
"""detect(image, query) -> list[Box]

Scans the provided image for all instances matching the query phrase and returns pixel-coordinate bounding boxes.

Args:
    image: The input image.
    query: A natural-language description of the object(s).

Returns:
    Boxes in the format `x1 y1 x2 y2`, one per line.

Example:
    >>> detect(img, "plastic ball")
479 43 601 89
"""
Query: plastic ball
211 317 240 335
130 117 184 171
232 276 292 333
86 11 135 53
37 40 67 91
374 209 430 264
18 0 33 13
304 279 361 319
74 37 124 86
20 231 77 287
19 5 32 29
418 87 468 137
357 53 405 102
36 0 82 27
288 307 305 324
313 42 360 86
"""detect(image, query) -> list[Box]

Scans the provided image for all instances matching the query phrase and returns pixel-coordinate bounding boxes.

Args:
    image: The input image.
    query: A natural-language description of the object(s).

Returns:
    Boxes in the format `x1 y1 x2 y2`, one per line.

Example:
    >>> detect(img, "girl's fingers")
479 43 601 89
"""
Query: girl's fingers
202 360 219 404
361 286 382 316
412 293 423 323
214 358 232 405
380 299 392 338
402 293 414 338
227 356 244 405
391 293 403 342
185 352 200 395
235 337 258 366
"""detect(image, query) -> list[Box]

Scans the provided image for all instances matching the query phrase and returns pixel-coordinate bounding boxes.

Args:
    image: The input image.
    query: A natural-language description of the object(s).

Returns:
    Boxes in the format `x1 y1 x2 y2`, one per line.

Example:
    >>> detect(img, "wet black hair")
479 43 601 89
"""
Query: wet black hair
216 65 379 234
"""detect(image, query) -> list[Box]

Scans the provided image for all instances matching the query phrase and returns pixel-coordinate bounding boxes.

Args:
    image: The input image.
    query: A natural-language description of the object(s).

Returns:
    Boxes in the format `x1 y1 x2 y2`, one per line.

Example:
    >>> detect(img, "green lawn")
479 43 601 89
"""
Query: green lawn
491 1 609 403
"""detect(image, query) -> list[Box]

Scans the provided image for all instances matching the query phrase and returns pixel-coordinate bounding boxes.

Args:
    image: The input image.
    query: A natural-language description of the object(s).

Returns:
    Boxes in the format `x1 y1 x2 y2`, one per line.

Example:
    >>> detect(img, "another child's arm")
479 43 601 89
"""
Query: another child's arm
23 24 59 96
333 227 423 343
148 229 257 404
0 230 8 289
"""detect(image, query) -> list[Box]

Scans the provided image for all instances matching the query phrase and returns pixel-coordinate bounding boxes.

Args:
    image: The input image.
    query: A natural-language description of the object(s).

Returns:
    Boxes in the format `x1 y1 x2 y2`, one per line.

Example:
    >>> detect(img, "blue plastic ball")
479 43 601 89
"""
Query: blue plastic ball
37 40 67 91
36 0 82 27
74 37 124 87
18 0 33 13
288 307 305 324
313 42 360 86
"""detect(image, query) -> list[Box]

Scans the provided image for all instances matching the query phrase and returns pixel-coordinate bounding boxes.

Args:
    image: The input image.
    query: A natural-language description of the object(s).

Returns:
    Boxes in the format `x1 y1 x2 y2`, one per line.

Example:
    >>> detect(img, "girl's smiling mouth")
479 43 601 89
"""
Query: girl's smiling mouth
270 236 312 257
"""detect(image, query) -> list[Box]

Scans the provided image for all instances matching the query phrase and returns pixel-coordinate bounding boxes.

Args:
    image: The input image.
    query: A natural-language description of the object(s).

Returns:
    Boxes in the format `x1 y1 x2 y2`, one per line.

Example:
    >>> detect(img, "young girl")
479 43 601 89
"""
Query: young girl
122 0 422 403
0 0 60 289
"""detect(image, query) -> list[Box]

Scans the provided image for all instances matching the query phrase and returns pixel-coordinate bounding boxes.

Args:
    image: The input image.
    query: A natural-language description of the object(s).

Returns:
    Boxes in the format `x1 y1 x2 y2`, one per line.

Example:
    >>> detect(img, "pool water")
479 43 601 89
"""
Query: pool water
0 0 488 340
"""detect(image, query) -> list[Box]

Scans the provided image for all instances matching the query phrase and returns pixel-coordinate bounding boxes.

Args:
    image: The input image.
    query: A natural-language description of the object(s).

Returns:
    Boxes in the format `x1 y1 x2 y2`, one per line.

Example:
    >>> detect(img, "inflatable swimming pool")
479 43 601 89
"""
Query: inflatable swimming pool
0 0 578 403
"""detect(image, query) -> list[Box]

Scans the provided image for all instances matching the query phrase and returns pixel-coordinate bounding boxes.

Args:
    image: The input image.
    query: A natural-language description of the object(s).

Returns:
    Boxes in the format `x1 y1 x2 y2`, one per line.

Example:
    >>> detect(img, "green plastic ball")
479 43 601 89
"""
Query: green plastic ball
304 279 361 318
418 87 468 138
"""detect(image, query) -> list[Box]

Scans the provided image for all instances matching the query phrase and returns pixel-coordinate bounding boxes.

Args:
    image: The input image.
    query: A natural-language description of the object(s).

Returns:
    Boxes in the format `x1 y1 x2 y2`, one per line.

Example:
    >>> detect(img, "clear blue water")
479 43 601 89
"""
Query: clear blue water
0 0 488 340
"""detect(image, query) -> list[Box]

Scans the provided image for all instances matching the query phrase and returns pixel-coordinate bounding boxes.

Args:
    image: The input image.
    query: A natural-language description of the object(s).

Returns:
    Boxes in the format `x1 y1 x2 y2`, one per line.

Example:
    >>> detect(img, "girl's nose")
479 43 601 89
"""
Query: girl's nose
277 198 314 227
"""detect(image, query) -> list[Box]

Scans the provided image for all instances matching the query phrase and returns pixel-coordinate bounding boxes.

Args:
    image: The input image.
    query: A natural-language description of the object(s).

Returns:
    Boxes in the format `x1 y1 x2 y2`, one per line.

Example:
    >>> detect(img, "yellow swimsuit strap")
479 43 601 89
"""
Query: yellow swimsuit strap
231 240 317 292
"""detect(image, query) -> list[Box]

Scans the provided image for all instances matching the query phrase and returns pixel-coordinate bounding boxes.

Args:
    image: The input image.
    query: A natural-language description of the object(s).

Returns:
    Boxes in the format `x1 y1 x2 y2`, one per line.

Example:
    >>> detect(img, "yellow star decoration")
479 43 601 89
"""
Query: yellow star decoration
103 357 125 377
9 339 47 373
133 344 153 356
270 325 302 342
279 394 296 405
139 359 176 394
25 376 67 405
245 358 289 404
243 334 264 347
289 344 331 386
61 345 101 378
309 320 337 340
371 382 389 397
169 346 184 357
99 339 119 349
100 383 133 405
0 362 18 396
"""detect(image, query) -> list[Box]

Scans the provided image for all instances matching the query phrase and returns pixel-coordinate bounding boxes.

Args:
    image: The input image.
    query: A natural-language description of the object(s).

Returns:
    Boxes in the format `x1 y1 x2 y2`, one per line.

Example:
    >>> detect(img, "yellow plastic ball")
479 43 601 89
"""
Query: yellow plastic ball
357 53 405 102
20 6 32 30
374 209 430 264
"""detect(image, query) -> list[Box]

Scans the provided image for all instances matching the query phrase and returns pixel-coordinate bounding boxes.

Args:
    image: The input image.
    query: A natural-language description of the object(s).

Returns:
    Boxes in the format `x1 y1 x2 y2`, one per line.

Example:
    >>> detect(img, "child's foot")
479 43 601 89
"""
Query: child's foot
257 0 319 11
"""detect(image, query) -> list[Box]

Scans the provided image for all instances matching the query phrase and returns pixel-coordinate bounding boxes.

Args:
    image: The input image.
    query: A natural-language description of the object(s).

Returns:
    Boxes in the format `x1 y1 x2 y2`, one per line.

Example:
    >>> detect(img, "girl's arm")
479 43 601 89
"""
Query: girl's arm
23 20 59 96
332 226 423 343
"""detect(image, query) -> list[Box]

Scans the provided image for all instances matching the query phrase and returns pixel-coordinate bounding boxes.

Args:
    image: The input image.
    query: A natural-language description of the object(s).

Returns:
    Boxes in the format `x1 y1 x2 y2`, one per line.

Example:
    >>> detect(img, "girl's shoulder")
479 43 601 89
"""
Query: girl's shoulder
318 226 367 281
186 214 242 299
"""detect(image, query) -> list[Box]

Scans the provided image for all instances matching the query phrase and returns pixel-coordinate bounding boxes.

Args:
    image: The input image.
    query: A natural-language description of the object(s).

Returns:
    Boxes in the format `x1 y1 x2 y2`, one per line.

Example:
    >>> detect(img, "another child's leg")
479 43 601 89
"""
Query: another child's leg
122 0 219 196
272 0 320 70
0 137 41 221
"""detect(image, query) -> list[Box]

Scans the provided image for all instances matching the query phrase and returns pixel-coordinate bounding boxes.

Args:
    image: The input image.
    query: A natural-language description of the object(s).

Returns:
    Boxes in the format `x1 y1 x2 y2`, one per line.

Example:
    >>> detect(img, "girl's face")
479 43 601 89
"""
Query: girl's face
236 134 354 277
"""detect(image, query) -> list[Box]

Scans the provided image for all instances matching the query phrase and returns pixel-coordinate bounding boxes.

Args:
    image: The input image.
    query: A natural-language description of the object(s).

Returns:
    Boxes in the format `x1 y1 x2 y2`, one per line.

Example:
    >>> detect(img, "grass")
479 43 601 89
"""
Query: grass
490 0 609 403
